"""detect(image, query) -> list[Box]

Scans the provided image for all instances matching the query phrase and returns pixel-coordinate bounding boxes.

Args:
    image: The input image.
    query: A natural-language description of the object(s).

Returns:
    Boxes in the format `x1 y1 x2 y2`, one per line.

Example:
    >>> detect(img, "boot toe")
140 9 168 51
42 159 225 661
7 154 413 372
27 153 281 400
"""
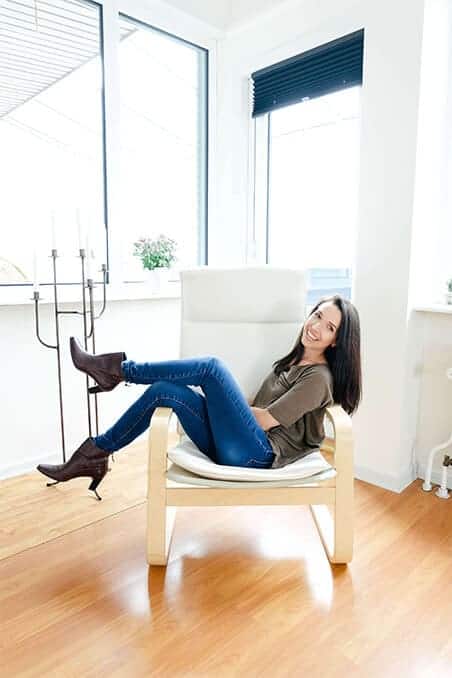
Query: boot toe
69 336 85 371
37 463 62 480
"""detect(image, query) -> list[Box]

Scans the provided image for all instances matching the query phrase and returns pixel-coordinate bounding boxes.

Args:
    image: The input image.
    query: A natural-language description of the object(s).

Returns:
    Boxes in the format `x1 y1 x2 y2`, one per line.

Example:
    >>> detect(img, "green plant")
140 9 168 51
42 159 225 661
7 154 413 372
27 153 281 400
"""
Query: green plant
447 278 452 293
133 234 177 271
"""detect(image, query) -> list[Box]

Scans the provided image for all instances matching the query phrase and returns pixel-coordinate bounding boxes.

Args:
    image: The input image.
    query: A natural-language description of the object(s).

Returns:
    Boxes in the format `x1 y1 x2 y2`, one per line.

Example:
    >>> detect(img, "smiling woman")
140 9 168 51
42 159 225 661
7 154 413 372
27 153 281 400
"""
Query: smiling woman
272 294 362 418
299 302 341 364
36 291 362 495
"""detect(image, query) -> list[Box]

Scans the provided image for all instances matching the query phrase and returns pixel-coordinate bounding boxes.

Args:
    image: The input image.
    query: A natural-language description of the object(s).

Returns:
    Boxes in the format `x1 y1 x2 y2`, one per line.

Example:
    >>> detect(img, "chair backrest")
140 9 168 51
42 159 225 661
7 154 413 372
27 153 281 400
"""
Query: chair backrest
179 266 307 399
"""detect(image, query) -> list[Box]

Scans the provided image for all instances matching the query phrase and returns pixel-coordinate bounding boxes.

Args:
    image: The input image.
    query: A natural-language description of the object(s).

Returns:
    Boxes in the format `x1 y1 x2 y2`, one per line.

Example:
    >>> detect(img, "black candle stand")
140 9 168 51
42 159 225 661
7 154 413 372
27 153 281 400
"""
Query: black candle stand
33 248 107 462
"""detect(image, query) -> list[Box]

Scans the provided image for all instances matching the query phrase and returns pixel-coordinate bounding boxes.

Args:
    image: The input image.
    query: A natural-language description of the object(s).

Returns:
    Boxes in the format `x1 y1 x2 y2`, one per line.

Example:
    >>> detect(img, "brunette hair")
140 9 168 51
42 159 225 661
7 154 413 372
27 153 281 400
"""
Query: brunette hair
272 295 362 415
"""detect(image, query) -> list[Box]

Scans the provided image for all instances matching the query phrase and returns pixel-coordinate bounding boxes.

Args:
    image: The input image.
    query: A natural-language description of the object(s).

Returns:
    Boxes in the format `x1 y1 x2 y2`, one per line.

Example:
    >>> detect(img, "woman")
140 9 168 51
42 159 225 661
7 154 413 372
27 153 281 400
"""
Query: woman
37 295 362 500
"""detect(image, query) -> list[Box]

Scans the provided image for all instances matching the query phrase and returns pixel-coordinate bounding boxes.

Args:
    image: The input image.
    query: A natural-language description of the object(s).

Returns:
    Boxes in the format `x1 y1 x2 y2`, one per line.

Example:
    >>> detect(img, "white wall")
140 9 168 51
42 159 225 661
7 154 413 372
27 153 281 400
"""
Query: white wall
409 0 452 308
213 0 426 491
405 0 452 490
159 0 230 29
161 0 295 31
0 297 180 479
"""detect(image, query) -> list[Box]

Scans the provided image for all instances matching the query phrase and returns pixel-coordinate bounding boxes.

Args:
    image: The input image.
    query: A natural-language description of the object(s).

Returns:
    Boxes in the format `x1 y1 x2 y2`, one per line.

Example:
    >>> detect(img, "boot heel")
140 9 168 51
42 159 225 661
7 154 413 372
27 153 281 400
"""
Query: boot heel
88 475 104 501
88 385 103 394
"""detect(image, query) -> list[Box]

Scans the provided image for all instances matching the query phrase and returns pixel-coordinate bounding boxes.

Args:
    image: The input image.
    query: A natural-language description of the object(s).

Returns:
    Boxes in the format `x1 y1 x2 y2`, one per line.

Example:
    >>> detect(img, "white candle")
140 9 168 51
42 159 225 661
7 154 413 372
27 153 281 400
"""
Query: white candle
33 249 39 292
51 211 57 251
86 232 92 279
76 208 83 251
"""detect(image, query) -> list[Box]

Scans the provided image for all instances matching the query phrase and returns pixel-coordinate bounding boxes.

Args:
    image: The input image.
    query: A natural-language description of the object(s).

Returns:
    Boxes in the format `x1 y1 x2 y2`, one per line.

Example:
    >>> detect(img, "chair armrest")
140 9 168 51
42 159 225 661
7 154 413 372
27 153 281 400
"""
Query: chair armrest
324 405 353 473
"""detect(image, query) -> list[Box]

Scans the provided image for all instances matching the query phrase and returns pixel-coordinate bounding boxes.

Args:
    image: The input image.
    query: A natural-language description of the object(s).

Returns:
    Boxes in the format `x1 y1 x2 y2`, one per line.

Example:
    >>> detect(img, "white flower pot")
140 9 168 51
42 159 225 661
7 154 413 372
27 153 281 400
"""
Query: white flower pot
145 267 170 293
445 291 452 305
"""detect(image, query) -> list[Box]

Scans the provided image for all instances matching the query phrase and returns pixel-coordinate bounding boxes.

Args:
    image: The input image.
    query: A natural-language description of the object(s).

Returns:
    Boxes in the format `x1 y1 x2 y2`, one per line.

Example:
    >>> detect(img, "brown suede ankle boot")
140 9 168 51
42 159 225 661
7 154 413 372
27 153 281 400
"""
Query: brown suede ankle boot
37 438 110 500
70 337 127 393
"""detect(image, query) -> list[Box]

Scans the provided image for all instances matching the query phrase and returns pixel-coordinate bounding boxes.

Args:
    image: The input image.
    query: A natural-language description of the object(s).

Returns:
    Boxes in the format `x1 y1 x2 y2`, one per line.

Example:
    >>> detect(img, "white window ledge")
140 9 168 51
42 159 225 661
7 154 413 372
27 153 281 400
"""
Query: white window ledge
0 281 181 307
413 304 452 314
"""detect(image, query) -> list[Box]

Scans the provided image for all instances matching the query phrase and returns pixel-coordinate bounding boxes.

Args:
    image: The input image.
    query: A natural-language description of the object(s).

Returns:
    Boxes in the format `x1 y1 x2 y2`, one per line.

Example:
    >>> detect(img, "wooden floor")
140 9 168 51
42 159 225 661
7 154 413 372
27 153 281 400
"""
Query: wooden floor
0 435 179 561
1 446 451 678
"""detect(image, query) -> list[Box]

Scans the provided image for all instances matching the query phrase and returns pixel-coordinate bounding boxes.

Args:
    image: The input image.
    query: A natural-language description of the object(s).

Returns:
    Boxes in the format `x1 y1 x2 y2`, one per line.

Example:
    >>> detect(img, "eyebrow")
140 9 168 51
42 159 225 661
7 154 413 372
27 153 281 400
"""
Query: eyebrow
318 310 337 331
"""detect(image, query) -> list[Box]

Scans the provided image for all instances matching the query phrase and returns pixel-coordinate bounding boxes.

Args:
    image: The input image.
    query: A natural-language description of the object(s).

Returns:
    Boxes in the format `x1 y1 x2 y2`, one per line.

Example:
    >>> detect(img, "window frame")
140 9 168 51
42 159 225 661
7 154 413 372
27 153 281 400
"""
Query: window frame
109 0 215 283
0 0 215 289
116 10 209 281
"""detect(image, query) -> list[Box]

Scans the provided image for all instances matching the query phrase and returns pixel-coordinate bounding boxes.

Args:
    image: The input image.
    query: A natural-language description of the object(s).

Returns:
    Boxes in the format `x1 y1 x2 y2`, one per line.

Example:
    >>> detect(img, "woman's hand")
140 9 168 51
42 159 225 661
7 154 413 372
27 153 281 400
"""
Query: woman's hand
250 406 280 431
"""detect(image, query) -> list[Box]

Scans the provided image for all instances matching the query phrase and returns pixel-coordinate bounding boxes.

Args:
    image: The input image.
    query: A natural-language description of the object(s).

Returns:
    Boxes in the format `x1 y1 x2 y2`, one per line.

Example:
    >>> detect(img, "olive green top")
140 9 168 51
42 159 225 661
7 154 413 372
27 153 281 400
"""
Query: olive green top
251 363 334 469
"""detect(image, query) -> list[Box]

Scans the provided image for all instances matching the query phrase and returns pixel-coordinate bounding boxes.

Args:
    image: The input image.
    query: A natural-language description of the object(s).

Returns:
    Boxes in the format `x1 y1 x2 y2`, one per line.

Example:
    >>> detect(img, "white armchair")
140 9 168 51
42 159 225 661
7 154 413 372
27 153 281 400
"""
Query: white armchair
146 266 354 565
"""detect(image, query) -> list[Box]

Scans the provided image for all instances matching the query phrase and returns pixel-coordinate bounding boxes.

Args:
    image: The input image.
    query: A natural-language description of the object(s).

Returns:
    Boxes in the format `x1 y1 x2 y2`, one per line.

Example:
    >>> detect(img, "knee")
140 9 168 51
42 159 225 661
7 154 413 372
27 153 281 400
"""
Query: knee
202 355 224 375
143 382 174 407
147 381 178 399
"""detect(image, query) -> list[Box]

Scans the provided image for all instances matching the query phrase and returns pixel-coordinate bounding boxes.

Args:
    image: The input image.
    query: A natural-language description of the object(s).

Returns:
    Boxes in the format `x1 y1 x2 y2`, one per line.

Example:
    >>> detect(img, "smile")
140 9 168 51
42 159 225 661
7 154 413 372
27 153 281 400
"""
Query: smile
306 329 318 341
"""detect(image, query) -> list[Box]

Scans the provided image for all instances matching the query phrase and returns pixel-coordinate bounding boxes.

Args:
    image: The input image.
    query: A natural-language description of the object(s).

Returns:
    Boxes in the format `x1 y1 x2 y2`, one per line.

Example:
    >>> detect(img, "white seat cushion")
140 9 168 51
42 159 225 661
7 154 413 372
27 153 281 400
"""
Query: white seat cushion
167 438 335 483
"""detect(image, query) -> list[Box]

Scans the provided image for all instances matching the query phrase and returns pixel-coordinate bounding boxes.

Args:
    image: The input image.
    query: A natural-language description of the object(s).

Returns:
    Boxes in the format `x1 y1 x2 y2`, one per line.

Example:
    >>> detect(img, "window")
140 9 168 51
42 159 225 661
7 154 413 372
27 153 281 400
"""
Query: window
251 31 363 305
0 2 209 288
118 15 208 282
267 87 360 303
0 0 106 286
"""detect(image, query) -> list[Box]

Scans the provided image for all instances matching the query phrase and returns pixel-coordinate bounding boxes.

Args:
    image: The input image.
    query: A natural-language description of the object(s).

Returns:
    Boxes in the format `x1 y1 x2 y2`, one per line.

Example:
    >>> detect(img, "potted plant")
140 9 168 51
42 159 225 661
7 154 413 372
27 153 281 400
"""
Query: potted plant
133 234 177 291
446 278 452 305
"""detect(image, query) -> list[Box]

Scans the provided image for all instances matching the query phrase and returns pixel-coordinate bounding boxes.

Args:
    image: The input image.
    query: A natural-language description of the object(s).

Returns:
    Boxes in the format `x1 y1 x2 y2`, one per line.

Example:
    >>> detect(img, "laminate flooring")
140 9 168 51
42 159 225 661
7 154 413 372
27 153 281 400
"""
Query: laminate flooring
1 444 451 677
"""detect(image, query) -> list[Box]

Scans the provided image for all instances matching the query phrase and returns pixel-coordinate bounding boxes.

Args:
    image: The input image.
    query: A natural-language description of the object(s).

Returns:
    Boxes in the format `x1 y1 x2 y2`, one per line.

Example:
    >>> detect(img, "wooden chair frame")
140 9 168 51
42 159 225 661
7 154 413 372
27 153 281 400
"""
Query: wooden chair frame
146 404 353 566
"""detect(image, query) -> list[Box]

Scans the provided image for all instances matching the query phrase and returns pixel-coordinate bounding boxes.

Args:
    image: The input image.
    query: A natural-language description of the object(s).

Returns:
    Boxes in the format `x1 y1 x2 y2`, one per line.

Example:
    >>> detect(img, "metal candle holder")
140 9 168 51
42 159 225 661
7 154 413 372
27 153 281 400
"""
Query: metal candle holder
33 248 107 462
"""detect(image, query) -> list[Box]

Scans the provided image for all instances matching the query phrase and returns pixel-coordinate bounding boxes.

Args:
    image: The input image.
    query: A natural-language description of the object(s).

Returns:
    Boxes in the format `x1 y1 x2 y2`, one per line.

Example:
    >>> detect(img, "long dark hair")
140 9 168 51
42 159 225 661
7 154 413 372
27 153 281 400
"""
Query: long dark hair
272 295 362 416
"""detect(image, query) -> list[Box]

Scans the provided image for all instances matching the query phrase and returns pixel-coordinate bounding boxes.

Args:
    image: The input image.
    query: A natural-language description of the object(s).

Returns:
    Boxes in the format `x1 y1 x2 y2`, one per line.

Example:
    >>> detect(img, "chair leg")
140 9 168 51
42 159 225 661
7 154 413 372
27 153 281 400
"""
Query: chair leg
146 407 176 566
147 502 176 566
309 498 353 564
312 406 354 564
309 470 353 564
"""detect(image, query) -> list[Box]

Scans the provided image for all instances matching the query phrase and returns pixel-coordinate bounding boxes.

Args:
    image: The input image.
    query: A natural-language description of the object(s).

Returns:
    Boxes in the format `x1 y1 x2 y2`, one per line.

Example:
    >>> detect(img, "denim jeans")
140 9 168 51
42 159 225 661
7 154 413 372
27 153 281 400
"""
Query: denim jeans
94 356 275 468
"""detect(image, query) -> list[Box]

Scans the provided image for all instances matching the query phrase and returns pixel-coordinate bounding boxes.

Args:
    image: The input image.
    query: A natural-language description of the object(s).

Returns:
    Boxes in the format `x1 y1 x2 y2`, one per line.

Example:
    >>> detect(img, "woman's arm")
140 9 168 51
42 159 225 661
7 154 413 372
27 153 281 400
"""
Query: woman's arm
251 406 280 431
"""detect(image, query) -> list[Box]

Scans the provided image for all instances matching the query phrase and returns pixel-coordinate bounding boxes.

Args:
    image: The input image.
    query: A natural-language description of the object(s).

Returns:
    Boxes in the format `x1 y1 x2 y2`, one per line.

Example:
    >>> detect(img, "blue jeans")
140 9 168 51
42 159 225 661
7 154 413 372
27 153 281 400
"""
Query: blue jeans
94 356 275 468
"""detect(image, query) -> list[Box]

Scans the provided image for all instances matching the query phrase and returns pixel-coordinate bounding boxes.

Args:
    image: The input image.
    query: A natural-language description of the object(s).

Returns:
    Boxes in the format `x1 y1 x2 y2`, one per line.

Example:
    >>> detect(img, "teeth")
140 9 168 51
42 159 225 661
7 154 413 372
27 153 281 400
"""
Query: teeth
307 330 317 341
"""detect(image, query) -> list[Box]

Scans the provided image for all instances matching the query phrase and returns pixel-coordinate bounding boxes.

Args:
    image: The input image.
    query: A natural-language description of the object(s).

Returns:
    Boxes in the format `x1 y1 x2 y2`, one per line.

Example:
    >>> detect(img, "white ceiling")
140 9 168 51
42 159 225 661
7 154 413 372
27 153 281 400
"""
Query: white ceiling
162 0 292 31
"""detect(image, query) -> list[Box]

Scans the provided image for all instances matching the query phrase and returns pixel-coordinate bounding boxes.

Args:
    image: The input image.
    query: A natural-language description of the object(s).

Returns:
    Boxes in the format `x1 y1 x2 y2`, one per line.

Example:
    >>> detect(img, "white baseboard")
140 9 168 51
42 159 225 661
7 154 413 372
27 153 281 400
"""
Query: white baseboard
354 463 418 493
0 451 61 481
0 430 151 481
417 462 452 491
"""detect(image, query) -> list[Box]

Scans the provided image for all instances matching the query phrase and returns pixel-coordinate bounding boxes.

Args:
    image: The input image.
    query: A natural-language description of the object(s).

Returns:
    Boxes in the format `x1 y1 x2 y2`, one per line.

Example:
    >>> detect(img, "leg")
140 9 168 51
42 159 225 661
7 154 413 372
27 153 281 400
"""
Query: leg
94 381 217 459
122 356 274 468
36 383 215 502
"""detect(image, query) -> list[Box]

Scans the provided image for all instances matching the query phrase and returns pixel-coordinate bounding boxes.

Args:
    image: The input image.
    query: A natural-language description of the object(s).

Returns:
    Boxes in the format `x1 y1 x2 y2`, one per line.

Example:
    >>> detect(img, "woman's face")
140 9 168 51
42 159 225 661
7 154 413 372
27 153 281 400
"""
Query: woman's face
301 301 342 353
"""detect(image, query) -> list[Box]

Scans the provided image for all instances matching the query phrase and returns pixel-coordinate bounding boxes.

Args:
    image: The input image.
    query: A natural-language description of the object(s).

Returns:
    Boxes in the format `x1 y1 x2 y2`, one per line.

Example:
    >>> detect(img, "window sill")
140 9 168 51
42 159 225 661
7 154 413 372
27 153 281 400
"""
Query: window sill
413 304 452 314
0 281 181 307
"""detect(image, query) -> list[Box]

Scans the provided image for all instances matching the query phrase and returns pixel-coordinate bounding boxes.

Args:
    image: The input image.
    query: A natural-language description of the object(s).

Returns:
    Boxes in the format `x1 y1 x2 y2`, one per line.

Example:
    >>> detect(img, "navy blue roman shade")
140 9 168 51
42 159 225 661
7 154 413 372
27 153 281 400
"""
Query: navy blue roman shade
251 29 364 117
